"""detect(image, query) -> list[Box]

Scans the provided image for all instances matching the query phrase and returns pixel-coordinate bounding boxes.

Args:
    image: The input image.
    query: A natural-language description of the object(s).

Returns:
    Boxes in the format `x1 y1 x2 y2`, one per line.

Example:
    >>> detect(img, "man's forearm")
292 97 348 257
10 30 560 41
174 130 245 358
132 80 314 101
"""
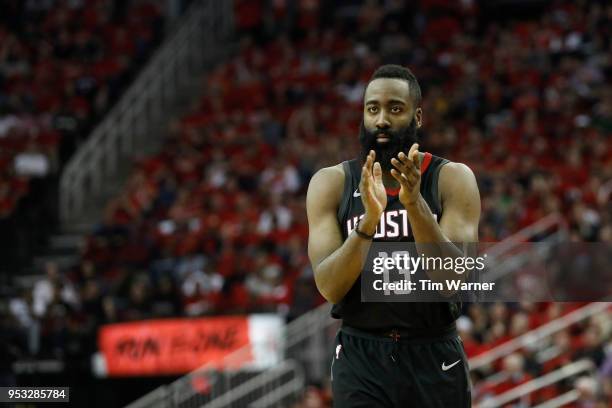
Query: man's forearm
405 195 465 287
314 217 377 304
405 194 449 243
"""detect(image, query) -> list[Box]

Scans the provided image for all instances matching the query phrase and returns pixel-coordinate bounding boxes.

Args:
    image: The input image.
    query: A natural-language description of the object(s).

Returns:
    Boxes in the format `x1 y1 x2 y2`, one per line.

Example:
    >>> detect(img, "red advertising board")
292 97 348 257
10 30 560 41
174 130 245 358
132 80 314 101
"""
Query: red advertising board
98 316 252 376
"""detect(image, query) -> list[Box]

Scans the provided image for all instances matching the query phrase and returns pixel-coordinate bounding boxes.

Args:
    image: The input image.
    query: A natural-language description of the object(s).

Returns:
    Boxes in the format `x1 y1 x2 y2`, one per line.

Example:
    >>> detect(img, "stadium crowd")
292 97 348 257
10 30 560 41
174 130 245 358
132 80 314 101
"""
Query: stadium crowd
0 0 165 214
0 0 166 275
2 0 611 406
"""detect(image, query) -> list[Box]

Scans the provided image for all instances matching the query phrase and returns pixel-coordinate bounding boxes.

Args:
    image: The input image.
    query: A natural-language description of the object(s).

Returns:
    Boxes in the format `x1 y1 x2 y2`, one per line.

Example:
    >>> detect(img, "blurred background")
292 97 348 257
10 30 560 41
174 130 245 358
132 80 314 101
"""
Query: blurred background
0 0 610 407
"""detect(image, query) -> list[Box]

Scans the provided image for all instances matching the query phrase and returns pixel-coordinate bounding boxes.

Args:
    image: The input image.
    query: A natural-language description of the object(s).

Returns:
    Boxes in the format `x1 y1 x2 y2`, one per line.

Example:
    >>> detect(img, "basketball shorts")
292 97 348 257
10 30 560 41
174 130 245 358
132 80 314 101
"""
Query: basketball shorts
331 326 472 408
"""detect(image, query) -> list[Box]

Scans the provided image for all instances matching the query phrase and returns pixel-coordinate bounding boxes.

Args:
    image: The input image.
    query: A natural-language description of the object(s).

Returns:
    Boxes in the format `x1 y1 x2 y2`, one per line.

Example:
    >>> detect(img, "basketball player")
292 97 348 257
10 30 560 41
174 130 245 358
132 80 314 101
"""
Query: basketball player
306 65 480 407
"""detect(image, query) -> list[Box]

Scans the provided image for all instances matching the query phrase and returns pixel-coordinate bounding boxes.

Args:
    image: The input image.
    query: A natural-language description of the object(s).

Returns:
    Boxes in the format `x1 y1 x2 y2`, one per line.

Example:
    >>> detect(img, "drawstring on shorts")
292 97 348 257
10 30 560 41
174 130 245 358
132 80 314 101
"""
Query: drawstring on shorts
390 329 399 363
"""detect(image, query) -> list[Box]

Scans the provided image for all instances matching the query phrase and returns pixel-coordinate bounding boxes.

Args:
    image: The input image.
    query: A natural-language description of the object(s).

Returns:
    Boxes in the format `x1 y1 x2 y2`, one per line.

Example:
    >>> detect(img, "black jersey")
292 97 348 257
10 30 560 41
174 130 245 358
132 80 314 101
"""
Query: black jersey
332 152 461 330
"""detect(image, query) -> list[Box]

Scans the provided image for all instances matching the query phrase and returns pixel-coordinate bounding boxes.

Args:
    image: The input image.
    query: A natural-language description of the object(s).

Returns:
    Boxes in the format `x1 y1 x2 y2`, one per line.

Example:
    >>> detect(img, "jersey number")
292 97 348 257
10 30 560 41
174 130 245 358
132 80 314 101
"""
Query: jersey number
377 251 411 295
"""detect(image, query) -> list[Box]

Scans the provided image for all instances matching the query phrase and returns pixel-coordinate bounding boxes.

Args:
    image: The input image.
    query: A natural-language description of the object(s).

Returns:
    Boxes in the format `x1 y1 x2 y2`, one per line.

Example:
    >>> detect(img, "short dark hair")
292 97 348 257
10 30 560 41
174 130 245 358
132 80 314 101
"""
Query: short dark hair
368 64 422 106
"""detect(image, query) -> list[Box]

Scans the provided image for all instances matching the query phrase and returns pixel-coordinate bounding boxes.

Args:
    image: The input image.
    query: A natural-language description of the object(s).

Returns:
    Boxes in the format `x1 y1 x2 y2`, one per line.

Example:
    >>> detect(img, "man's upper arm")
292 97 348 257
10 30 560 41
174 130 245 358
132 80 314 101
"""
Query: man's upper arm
306 165 345 270
438 162 481 243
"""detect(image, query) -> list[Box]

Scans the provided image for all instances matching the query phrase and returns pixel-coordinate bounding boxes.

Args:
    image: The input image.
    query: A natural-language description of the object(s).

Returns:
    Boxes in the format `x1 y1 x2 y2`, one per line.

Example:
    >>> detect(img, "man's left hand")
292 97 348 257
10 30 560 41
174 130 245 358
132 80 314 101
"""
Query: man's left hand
391 143 421 207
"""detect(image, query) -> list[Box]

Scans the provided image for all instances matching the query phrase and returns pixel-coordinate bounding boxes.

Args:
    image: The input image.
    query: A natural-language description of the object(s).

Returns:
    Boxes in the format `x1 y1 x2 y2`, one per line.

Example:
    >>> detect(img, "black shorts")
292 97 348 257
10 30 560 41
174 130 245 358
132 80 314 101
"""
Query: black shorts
331 326 472 408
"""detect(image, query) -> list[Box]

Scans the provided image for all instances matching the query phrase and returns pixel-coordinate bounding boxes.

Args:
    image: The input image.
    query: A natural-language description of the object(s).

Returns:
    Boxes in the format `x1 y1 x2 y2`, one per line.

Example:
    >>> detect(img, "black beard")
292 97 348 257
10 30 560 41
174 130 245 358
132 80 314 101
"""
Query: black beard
359 119 418 171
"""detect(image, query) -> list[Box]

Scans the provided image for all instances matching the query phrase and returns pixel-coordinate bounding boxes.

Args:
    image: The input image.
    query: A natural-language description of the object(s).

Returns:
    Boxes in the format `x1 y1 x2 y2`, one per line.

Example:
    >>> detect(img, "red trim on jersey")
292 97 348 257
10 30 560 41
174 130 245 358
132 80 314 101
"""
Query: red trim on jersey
421 152 432 175
386 186 400 196
386 152 432 196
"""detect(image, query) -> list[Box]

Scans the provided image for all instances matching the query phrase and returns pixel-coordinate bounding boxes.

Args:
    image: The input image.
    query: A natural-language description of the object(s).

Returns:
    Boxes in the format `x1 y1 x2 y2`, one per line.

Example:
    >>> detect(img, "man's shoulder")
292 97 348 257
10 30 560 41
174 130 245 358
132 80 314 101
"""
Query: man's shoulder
437 159 479 201
306 163 346 207
310 163 346 186
438 160 475 179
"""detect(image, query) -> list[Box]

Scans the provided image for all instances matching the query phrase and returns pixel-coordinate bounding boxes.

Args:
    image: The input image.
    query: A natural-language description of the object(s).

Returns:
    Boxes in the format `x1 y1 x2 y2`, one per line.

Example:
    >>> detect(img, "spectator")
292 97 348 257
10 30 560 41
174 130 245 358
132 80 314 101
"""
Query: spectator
495 353 533 400
32 261 79 318
574 325 606 368
151 275 182 317
574 376 599 408
245 258 289 313
182 267 224 316
120 276 152 321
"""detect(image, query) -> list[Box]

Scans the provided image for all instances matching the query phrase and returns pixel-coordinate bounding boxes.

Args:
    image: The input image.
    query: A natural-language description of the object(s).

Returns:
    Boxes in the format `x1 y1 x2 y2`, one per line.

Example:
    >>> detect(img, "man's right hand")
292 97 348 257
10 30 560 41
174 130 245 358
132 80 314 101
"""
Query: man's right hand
359 150 386 235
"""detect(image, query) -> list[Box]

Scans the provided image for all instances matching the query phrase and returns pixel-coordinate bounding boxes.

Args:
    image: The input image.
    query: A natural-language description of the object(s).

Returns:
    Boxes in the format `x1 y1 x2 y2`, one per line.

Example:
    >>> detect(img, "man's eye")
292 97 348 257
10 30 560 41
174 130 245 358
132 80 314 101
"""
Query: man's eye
368 106 378 113
391 106 402 113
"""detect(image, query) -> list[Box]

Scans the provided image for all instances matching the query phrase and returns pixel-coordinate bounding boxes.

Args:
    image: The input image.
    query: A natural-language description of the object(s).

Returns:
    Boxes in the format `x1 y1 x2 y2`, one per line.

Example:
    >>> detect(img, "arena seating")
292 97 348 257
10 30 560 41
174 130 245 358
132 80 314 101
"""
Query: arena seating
0 0 166 272
3 0 611 407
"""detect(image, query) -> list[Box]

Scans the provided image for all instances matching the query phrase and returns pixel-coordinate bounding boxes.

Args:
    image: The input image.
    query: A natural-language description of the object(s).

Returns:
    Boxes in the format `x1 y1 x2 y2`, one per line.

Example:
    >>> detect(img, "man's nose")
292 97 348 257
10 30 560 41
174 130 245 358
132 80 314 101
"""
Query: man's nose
375 111 391 129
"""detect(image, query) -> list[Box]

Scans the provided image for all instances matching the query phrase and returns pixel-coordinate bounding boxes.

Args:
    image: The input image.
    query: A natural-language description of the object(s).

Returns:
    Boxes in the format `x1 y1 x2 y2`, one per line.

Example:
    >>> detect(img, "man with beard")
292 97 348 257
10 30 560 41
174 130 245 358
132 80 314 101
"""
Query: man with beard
306 65 480 407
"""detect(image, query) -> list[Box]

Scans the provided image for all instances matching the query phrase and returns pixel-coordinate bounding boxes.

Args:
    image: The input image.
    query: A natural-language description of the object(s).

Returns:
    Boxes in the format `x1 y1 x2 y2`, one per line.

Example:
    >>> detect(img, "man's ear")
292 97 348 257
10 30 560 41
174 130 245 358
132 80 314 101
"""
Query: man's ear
415 107 423 128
